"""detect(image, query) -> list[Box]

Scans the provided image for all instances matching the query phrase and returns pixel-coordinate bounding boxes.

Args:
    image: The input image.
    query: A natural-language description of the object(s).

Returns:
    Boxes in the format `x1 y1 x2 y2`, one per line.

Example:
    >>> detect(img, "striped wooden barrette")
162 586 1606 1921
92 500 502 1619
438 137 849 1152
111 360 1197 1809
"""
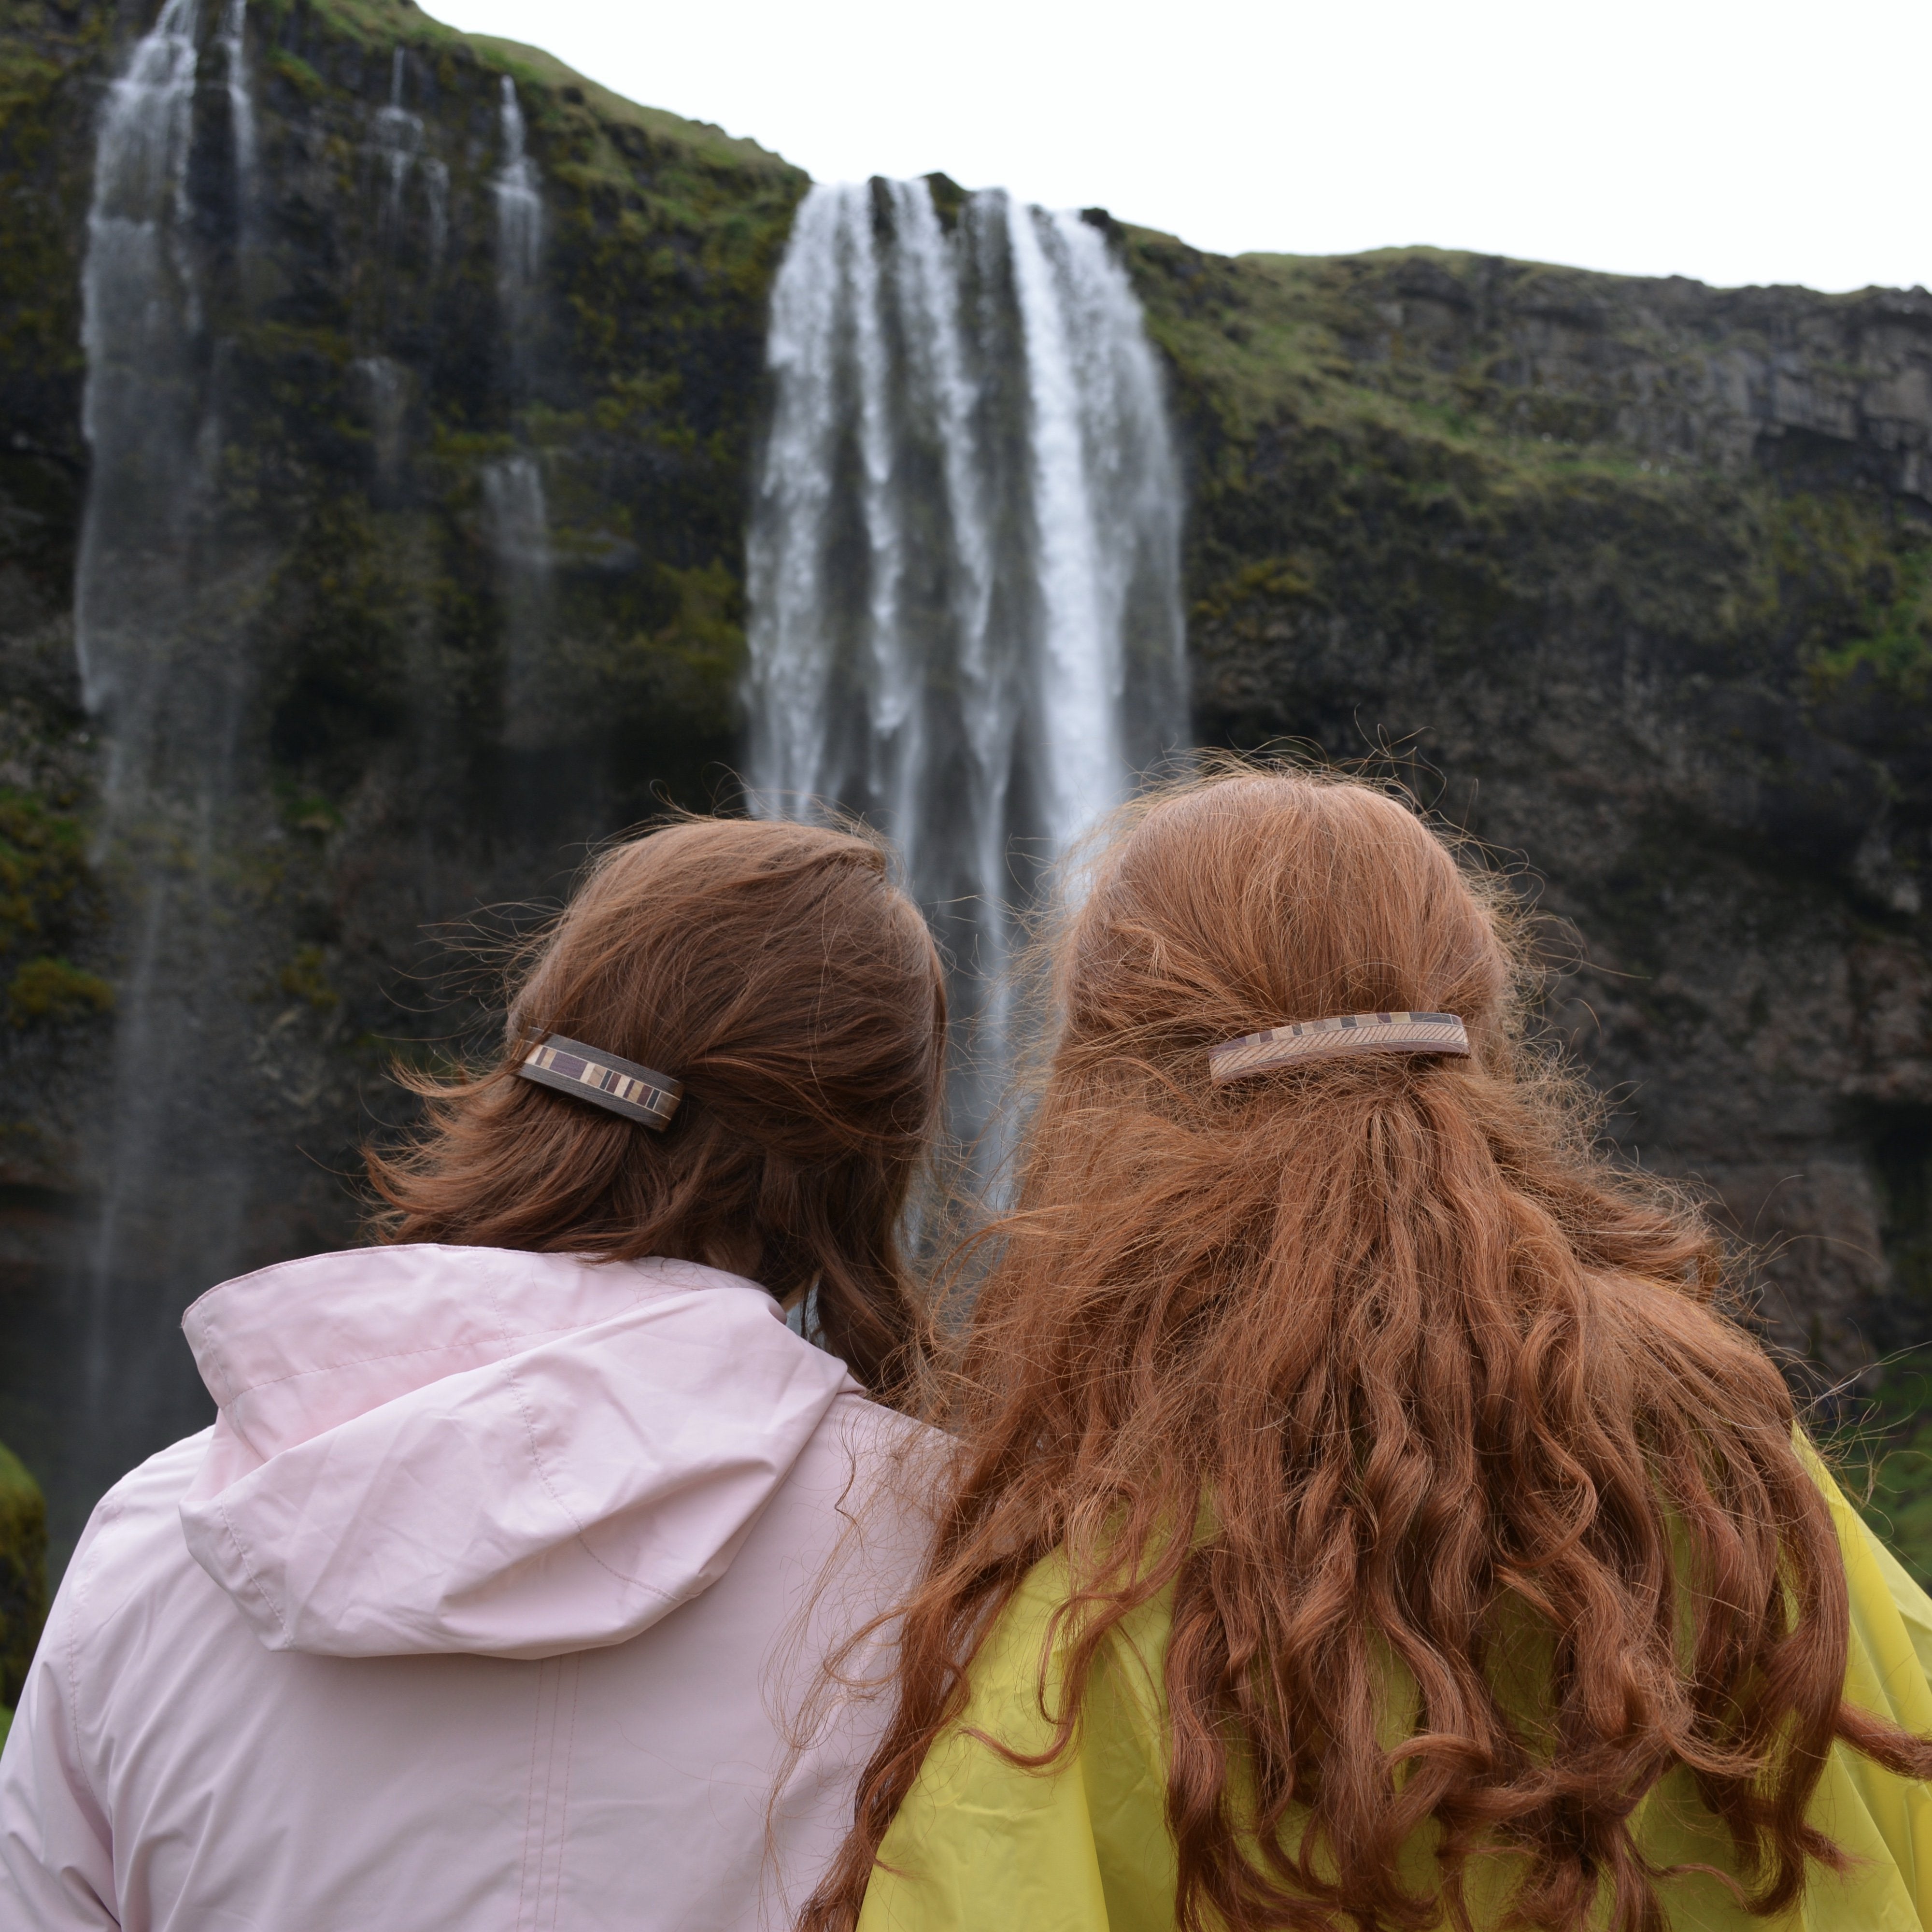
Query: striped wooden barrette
1208 1010 1469 1083
517 1033 684 1129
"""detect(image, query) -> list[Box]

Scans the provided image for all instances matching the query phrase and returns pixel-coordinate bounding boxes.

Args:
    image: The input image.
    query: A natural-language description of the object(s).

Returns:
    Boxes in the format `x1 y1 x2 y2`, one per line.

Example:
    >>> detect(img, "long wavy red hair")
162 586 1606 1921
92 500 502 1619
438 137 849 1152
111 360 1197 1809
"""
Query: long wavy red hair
804 768 1932 1932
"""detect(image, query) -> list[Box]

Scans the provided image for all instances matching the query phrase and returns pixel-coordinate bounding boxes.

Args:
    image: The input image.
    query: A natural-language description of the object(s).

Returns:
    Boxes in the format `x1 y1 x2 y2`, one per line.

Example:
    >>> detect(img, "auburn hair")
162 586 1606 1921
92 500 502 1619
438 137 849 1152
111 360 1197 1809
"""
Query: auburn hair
368 817 946 1401
805 767 1932 1931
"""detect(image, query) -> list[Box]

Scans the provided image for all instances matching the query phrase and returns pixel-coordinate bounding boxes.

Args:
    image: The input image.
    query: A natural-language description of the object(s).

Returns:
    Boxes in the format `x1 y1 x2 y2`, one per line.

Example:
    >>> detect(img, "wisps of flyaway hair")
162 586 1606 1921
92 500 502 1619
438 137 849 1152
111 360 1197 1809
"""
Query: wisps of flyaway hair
803 762 1932 1932
367 814 947 1403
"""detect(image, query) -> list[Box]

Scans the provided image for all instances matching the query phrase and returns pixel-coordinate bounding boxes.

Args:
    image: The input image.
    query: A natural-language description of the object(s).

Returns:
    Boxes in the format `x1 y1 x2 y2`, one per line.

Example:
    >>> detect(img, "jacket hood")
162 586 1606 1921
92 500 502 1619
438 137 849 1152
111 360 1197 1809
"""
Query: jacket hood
178 1244 860 1661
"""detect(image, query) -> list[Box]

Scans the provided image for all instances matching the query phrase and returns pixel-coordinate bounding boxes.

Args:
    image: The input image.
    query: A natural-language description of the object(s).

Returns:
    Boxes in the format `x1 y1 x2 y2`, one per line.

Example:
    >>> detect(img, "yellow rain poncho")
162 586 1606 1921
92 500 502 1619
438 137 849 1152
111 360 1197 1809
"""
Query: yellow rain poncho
862 1453 1932 1932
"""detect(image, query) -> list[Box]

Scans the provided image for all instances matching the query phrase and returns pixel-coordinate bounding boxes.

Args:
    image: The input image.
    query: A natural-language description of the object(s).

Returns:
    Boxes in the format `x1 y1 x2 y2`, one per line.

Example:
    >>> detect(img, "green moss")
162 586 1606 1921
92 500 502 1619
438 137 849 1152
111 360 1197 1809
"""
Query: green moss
279 789 344 837
460 34 797 185
1808 545 1932 699
278 944 339 1010
1127 237 1710 512
0 1442 46 1709
262 496 413 793
1829 1354 1932 1587
0 789 93 956
0 41 57 112
0 4 89 382
653 557 747 694
1127 234 1932 771
923 171 968 231
301 0 469 53
279 0 798 189
7 955 112 1025
265 45 326 96
1193 555 1321 625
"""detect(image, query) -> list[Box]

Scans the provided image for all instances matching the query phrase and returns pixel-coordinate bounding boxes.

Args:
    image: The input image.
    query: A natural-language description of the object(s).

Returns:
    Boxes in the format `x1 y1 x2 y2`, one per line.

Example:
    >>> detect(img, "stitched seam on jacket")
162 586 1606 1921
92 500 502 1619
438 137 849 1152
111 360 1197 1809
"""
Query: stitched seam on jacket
199 1261 727 1397
184 1304 234 1406
63 1521 97 1771
516 1662 547 1932
545 1657 582 1932
215 1497 293 1642
518 1656 575 1932
206 1321 592 1398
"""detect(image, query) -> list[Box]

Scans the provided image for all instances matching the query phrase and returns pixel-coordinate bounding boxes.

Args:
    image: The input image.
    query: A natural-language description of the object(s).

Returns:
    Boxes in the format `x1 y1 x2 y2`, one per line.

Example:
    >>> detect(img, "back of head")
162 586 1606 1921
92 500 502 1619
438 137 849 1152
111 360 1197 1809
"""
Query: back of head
811 767 1932 1932
1054 769 1510 1082
369 817 945 1400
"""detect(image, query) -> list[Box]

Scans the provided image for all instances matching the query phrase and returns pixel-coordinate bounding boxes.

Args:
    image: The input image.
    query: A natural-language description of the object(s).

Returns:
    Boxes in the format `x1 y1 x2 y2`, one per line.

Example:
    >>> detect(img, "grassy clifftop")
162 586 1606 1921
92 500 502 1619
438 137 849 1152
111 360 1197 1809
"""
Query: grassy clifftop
269 0 791 168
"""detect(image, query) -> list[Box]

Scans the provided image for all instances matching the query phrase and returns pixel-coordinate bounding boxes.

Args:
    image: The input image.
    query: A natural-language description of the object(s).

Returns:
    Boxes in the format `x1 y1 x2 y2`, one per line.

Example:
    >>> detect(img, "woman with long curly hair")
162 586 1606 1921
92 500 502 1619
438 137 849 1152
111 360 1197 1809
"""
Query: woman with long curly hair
804 767 1932 1932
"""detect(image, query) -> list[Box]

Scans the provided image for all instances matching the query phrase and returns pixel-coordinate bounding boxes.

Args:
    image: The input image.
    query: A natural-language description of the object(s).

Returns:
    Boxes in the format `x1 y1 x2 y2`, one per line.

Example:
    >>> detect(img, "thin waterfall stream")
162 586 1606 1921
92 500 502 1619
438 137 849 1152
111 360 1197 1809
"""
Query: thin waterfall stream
745 177 1187 1146
487 78 551 747
54 7 554 1533
373 46 422 237
75 0 259 1487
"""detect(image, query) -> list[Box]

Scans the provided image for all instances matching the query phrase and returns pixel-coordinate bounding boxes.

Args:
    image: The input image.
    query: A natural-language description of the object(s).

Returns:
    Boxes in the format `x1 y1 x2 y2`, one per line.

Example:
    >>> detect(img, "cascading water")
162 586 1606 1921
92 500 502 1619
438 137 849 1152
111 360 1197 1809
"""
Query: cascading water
373 47 421 236
353 354 409 486
484 454 555 742
219 0 256 211
488 79 551 749
72 0 258 1506
493 77 544 363
75 0 204 727
745 178 1186 1142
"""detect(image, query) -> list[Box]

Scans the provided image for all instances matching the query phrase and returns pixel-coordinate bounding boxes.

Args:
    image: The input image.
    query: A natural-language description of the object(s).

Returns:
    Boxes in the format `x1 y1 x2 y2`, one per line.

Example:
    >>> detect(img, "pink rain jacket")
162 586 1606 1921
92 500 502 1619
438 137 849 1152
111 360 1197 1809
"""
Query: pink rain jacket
0 1245 932 1931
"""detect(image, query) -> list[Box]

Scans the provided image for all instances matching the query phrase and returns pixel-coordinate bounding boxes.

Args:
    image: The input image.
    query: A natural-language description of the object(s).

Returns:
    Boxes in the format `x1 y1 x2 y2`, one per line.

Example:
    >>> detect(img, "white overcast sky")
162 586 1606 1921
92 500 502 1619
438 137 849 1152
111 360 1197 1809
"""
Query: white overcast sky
425 0 1927 294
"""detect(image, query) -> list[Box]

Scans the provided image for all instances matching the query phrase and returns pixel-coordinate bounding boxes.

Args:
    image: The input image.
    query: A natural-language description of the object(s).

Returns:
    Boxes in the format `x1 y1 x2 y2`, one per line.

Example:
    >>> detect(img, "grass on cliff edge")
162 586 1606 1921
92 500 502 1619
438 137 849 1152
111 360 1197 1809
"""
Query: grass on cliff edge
292 0 797 179
1120 235 1697 493
1825 1354 1932 1589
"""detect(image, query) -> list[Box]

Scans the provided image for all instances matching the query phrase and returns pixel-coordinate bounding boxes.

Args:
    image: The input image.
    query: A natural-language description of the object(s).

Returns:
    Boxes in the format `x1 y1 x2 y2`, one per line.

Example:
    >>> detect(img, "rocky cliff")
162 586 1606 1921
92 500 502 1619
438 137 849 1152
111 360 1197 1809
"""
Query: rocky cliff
2 0 1929 1550
1122 238 1932 1378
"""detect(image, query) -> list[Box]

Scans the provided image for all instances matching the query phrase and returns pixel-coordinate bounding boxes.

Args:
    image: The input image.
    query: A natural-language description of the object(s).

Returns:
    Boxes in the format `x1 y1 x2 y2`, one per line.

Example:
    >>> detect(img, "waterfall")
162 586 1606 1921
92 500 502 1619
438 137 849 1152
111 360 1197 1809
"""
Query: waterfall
373 47 421 235
424 157 450 267
744 178 1186 1141
493 78 543 351
75 0 202 723
219 0 256 208
353 354 408 484
483 453 554 743
489 79 550 749
73 0 259 1495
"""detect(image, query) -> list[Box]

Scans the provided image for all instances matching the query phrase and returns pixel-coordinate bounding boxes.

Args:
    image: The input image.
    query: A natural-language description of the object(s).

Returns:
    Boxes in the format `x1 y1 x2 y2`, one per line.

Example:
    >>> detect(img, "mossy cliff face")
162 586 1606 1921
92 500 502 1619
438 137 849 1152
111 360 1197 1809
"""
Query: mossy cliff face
0 0 803 1541
1122 237 1932 1374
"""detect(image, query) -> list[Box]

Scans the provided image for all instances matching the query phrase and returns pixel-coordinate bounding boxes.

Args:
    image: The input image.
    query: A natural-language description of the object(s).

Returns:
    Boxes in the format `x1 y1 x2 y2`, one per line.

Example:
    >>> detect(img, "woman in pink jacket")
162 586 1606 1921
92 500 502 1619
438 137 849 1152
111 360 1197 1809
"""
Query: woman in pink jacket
0 817 947 1932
